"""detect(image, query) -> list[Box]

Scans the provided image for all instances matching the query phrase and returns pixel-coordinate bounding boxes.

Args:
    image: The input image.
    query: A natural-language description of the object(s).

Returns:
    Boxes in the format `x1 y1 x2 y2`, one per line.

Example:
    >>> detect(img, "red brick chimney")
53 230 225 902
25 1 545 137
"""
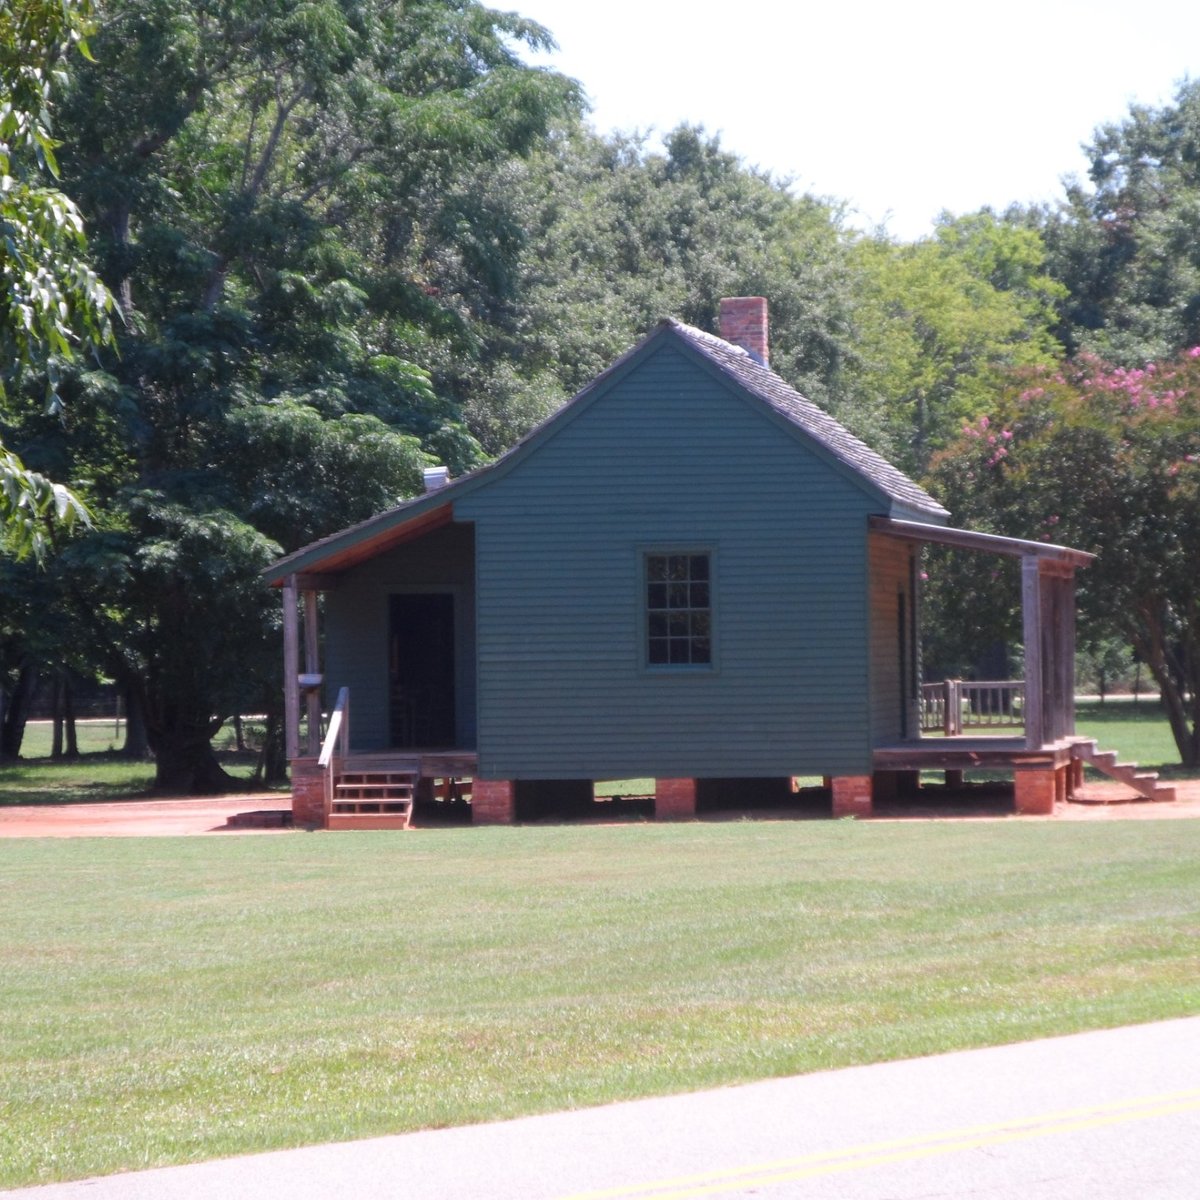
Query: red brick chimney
719 296 769 366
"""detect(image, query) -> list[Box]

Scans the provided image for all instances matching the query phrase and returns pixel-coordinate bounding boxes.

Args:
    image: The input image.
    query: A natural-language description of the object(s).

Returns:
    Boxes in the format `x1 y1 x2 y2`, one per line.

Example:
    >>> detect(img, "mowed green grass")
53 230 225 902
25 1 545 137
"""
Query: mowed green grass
2 821 1198 1186
1075 700 1192 774
1 722 268 805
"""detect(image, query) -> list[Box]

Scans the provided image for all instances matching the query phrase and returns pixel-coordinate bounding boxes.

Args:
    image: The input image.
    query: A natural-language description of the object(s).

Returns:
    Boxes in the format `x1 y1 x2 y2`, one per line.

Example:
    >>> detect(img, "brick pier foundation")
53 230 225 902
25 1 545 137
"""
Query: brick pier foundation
655 778 697 819
831 775 873 818
472 779 516 824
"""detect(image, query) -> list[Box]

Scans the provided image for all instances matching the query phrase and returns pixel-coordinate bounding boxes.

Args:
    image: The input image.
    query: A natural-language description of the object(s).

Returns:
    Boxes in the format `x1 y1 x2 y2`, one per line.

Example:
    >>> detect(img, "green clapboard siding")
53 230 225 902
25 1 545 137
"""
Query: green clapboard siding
324 522 476 751
454 342 882 779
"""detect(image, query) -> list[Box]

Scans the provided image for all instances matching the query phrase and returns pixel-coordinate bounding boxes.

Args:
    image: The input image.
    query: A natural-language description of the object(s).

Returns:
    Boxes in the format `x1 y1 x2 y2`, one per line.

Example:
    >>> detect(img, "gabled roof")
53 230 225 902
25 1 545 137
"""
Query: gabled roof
663 320 947 520
264 318 948 585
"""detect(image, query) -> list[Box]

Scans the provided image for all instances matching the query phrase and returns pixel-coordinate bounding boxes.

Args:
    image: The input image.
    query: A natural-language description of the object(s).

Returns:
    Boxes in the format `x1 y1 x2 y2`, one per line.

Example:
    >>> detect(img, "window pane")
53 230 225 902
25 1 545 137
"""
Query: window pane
645 550 712 667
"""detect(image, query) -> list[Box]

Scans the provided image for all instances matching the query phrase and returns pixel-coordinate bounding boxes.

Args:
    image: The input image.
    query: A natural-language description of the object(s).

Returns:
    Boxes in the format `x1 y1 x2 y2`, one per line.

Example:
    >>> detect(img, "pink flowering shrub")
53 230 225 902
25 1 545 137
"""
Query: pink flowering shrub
924 345 1200 764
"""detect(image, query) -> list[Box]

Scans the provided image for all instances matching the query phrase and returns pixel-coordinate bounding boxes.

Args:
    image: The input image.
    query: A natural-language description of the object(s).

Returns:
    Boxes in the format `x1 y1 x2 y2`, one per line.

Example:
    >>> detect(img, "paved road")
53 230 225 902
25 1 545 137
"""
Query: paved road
6 1018 1199 1199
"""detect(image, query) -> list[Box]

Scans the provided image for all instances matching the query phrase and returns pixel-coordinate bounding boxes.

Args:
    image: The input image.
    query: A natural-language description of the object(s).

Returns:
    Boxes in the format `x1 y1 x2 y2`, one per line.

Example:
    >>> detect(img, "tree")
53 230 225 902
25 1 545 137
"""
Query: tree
1037 79 1200 364
848 211 1064 475
0 0 113 558
454 124 859 454
925 347 1200 765
12 0 582 790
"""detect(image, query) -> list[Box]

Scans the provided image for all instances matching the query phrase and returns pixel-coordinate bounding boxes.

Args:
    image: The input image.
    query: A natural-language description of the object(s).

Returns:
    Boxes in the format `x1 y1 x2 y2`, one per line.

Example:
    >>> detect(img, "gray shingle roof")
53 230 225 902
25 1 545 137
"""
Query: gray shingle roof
265 313 949 582
663 319 948 519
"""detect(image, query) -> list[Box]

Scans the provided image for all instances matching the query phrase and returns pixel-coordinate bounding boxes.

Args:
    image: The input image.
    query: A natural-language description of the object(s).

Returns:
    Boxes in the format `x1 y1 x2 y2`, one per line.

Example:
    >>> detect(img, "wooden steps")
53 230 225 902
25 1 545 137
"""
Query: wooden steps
328 764 417 829
1071 740 1176 803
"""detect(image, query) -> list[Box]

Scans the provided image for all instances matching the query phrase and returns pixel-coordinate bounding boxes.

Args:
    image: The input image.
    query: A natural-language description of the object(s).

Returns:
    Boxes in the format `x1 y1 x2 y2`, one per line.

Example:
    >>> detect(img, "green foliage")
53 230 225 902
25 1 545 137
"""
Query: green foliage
926 347 1200 764
447 124 859 453
849 211 1064 474
2 0 583 786
0 445 88 559
0 0 113 557
1037 79 1200 364
221 399 429 552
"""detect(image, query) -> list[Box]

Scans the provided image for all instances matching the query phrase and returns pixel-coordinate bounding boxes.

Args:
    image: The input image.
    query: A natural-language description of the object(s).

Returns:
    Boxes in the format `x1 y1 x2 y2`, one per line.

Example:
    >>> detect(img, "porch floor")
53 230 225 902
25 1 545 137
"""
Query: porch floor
873 736 1079 773
343 750 478 778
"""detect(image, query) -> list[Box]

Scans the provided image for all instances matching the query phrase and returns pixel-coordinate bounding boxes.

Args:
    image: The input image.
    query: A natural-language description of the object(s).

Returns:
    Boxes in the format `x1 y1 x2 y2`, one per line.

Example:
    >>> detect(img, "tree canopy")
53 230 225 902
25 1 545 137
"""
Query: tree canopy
0 0 113 558
5 4 1200 778
926 347 1200 764
7 0 582 788
1037 79 1200 365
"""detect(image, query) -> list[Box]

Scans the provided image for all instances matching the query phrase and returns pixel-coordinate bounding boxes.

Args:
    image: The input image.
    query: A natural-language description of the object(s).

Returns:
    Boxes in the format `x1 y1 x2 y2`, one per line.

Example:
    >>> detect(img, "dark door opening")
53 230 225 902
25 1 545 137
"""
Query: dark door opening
389 593 456 747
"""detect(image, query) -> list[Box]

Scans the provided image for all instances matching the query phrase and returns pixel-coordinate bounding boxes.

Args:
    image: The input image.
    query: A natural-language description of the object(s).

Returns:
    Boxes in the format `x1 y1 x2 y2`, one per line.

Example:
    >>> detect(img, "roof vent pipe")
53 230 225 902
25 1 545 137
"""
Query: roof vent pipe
422 466 450 493
718 296 769 366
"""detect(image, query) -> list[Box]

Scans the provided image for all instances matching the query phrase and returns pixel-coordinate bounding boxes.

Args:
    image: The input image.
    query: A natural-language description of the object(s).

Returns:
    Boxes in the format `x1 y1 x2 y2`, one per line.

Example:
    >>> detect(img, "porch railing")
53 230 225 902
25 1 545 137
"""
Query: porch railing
318 686 350 822
920 679 1024 735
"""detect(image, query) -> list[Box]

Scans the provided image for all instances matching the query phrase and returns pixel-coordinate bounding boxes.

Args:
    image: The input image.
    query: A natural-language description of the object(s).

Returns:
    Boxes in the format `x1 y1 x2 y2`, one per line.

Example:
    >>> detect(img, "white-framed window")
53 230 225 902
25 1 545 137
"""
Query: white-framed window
644 551 713 667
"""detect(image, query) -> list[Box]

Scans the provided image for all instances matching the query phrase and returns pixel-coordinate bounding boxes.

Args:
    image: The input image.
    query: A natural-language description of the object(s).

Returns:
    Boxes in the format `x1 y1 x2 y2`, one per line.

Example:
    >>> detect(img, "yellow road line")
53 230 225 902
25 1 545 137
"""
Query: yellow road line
557 1087 1200 1200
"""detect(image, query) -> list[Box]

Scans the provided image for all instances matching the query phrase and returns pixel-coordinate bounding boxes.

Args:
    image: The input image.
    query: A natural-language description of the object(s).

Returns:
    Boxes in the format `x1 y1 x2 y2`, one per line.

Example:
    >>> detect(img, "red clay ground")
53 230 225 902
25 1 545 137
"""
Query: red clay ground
0 779 1199 837
0 793 292 838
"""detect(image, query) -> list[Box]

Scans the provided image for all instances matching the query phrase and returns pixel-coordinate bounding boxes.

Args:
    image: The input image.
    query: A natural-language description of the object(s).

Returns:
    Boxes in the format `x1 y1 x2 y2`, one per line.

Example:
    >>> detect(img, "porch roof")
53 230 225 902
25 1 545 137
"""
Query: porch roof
264 500 455 586
869 516 1095 569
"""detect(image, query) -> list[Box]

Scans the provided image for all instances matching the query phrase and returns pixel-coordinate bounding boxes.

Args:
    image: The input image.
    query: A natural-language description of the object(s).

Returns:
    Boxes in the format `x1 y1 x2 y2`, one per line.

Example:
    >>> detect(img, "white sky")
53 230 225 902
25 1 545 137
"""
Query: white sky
514 0 1200 241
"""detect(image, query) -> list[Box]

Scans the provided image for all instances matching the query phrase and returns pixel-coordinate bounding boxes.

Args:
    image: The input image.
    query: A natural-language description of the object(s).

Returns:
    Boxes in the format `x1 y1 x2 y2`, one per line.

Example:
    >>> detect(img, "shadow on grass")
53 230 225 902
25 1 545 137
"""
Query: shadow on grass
0 751 281 807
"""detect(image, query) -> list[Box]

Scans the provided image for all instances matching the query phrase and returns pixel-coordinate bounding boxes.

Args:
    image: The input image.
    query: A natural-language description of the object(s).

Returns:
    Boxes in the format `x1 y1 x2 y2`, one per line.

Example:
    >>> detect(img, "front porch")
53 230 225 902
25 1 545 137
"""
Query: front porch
872 733 1080 815
868 519 1174 814
289 687 478 828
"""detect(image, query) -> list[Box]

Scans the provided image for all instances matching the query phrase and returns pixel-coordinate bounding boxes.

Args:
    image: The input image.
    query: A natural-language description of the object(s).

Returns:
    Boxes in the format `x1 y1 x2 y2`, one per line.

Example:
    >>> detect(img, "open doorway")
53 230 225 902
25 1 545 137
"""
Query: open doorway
389 593 456 747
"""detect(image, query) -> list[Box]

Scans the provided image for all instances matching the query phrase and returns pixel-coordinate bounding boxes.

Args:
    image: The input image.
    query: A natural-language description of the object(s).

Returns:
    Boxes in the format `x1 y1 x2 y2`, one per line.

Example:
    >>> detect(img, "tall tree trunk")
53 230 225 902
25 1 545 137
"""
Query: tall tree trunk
1132 630 1198 768
51 674 64 759
152 733 233 795
1 661 39 759
63 679 79 759
121 681 151 759
258 706 288 785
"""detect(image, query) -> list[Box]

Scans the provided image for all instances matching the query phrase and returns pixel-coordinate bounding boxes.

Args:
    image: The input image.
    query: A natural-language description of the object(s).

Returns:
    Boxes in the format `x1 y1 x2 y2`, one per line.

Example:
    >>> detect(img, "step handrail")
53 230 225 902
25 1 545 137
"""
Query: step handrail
318 687 350 821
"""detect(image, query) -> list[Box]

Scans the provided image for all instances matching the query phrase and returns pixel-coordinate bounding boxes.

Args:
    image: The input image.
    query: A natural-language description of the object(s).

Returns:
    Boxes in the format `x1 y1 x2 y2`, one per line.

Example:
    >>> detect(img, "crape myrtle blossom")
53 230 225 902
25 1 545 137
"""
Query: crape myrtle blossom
924 344 1200 766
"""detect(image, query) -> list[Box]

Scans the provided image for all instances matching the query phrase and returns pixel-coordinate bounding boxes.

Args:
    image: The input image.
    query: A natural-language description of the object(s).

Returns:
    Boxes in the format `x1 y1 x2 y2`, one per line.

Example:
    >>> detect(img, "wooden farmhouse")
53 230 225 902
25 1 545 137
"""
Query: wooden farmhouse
265 298 1169 828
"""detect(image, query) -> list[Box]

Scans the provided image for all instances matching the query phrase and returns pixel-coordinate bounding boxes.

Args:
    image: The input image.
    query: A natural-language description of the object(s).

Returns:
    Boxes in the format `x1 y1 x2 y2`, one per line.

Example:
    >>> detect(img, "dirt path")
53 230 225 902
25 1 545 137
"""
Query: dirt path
0 793 292 838
1 779 1198 838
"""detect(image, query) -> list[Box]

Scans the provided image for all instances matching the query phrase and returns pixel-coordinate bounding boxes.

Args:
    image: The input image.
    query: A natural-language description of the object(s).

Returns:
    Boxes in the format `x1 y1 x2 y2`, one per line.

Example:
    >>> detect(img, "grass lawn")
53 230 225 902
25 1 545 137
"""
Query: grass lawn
2 821 1199 1187
1 722 270 805
1075 699 1193 775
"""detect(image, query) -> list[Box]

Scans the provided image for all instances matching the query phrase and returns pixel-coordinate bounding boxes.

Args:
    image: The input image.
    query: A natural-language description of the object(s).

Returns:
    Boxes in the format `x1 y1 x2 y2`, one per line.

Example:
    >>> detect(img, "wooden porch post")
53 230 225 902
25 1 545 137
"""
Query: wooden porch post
1022 556 1045 750
1057 570 1077 738
303 589 321 756
283 575 300 761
